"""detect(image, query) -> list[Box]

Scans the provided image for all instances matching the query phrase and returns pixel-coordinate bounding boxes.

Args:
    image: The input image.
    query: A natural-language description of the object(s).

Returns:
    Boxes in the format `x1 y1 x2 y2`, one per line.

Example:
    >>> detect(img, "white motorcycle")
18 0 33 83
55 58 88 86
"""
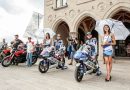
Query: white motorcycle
38 45 67 73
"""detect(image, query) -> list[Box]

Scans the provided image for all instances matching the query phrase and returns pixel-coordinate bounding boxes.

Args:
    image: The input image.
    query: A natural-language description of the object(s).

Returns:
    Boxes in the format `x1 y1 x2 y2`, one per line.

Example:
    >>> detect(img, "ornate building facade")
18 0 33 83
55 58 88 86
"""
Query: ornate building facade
44 0 130 58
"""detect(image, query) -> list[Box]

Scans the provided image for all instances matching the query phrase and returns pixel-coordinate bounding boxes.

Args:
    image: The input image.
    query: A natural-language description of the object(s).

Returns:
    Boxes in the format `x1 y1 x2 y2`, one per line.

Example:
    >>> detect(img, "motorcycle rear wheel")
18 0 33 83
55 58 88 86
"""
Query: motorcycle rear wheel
38 59 49 73
1 56 12 67
32 56 38 65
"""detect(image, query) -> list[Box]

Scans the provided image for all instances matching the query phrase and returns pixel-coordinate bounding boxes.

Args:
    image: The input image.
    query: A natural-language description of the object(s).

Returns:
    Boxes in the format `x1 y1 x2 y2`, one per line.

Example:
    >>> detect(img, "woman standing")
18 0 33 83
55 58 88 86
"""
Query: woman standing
68 38 78 65
101 25 116 82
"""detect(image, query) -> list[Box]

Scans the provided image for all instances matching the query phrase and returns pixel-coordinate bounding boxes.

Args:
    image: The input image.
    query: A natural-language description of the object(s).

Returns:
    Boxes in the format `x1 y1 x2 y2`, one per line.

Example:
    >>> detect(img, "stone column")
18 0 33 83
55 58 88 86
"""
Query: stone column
98 35 103 61
61 0 63 6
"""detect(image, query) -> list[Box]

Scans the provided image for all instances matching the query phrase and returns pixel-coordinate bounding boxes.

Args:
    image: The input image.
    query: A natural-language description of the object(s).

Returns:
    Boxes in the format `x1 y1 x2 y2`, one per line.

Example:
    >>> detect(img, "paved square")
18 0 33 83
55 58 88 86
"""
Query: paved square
0 59 130 90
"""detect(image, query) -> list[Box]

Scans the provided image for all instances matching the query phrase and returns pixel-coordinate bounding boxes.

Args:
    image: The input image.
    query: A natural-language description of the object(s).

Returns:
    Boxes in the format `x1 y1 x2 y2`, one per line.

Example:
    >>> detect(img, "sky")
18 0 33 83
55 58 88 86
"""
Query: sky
0 0 44 43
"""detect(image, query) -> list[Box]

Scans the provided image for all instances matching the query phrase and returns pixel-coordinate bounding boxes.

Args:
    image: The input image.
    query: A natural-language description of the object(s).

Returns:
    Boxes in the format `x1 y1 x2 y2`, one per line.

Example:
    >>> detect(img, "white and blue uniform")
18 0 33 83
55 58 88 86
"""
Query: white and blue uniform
85 38 97 56
103 35 113 56
54 40 63 50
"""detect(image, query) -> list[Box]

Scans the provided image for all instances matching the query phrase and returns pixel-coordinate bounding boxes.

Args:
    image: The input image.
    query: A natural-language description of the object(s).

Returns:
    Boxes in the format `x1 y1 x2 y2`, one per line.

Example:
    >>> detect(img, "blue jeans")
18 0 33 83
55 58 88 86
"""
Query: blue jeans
26 53 32 66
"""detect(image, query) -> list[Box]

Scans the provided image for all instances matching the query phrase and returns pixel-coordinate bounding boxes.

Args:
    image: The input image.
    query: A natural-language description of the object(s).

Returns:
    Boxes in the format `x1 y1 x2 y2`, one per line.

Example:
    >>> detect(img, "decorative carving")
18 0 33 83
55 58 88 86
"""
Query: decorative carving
97 2 106 12
69 10 76 18
110 2 113 5
48 15 53 23
46 0 53 6
78 9 80 13
92 6 94 9
77 0 95 5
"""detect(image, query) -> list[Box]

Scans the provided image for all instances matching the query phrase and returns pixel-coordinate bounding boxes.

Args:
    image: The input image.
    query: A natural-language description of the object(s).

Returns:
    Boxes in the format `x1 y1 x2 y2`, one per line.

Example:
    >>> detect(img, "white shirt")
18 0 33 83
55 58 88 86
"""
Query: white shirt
27 41 34 53
103 35 113 51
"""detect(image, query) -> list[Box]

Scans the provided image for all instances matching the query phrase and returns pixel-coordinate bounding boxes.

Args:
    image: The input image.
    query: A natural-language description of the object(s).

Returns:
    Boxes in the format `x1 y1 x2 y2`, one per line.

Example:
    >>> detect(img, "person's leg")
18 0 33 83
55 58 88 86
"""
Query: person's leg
29 53 32 66
109 56 113 74
104 56 110 80
94 55 101 76
26 53 29 66
69 51 74 65
103 56 105 64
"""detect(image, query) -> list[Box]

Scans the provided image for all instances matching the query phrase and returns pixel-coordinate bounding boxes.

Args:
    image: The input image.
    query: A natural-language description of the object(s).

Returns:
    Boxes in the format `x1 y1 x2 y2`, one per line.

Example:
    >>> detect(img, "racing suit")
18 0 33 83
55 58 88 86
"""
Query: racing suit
85 37 101 75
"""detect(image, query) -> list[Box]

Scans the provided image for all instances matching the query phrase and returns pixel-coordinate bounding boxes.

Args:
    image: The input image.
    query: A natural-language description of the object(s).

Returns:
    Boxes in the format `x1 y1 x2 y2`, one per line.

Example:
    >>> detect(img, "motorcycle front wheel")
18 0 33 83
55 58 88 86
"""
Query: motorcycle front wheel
38 59 49 73
75 64 84 82
1 56 12 67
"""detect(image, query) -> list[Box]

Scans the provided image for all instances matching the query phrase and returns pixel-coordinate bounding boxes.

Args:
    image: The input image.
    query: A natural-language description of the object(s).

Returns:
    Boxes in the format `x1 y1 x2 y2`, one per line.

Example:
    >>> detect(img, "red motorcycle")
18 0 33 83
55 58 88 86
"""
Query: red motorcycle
1 48 38 67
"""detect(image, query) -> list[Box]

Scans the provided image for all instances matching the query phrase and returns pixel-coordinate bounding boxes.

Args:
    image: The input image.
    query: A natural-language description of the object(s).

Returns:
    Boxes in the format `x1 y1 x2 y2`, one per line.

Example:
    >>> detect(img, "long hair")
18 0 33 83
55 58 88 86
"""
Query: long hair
103 25 111 34
46 33 50 39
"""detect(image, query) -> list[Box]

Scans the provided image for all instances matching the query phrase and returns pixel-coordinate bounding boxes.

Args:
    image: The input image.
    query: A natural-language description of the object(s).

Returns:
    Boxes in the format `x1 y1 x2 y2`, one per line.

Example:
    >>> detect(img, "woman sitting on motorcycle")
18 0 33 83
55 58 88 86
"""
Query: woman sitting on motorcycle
40 33 52 55
43 33 52 48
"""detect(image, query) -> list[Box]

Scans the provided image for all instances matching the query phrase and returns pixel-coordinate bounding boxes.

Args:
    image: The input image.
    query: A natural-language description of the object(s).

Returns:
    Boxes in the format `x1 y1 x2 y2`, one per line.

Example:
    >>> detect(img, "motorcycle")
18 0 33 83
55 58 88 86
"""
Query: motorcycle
1 48 38 67
74 45 101 82
38 46 67 73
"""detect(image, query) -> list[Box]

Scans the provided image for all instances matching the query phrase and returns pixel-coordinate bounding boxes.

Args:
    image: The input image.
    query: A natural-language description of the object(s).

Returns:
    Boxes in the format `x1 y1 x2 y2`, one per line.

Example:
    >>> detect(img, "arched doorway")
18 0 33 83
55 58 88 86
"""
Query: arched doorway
111 10 130 57
77 16 98 43
55 21 69 46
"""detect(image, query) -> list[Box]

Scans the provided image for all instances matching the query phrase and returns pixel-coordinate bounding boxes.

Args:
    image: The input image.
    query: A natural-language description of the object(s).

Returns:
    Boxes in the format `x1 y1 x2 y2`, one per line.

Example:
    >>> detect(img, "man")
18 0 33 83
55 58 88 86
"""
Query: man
54 34 63 50
12 34 23 49
86 32 97 58
26 37 34 67
53 34 65 69
85 32 101 76
0 38 7 50
11 35 23 65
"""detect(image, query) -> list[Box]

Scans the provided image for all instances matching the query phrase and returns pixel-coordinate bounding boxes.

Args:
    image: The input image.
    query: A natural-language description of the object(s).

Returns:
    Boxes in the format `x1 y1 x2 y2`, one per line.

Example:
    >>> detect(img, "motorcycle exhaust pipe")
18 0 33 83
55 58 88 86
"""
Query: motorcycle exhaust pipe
49 63 58 69
84 69 93 75
84 62 96 70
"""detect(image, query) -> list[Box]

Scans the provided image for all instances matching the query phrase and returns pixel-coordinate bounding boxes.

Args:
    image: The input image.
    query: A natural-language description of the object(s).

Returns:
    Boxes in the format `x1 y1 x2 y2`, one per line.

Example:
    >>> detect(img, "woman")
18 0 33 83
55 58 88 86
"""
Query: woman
40 33 52 55
68 38 78 65
101 25 116 82
67 37 72 60
43 33 52 47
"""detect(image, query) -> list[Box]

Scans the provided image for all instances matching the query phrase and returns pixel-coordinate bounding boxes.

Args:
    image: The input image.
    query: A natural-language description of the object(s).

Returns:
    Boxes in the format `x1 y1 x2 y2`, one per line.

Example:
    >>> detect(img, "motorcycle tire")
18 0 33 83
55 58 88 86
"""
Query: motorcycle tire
38 59 49 73
62 57 65 66
0 53 6 63
32 56 38 65
75 64 84 82
1 56 12 67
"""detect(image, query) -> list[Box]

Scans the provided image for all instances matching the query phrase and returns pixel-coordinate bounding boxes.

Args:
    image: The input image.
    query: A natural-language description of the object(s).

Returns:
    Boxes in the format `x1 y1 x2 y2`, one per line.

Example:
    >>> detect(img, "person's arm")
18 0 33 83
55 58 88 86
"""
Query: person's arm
19 40 23 44
111 34 116 45
32 42 35 52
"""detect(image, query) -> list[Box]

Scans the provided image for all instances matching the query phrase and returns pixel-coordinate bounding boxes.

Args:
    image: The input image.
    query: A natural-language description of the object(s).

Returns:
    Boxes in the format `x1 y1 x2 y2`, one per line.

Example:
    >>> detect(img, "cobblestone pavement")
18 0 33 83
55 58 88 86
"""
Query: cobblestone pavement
0 58 130 90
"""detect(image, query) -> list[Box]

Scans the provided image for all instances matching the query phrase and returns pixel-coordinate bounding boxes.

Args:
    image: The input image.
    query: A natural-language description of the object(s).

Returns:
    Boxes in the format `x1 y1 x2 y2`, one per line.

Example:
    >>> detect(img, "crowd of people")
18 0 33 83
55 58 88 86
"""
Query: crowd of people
0 24 116 82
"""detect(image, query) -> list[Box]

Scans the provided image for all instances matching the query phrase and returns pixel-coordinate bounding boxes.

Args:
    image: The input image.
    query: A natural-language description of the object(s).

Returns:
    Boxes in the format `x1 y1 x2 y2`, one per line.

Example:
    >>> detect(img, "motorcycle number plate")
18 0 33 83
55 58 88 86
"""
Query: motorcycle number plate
76 63 80 67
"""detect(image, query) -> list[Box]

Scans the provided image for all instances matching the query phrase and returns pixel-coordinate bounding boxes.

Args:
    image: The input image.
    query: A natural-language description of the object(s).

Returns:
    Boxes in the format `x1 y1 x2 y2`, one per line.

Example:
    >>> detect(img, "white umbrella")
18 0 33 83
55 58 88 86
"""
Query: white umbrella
43 28 56 38
24 31 36 39
95 19 130 40
35 28 45 39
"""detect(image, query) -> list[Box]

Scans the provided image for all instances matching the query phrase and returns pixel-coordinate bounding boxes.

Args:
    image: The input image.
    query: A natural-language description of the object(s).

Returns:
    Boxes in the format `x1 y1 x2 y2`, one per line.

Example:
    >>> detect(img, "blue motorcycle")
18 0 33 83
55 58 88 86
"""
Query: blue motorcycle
74 45 101 82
